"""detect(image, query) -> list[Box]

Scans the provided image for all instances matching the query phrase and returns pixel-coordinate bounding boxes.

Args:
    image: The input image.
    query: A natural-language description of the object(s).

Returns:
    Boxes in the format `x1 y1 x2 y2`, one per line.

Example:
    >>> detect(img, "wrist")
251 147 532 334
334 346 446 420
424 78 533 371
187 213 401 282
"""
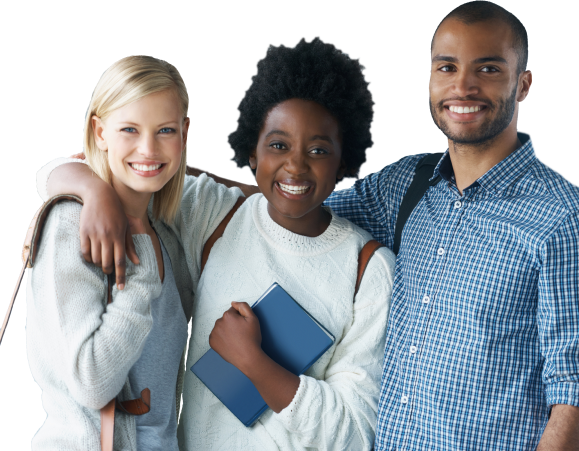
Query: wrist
241 350 300 414
83 181 117 204
238 347 269 380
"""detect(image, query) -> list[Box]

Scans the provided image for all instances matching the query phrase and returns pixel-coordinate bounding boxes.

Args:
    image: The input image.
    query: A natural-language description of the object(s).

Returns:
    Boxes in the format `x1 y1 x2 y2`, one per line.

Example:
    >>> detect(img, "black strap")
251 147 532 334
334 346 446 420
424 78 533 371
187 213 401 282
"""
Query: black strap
393 153 443 255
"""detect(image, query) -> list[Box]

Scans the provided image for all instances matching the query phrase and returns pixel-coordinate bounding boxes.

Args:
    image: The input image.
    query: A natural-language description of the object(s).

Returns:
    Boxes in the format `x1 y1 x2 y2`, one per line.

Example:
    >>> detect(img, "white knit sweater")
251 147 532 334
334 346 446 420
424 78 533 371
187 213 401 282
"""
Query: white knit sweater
32 160 242 450
177 194 395 451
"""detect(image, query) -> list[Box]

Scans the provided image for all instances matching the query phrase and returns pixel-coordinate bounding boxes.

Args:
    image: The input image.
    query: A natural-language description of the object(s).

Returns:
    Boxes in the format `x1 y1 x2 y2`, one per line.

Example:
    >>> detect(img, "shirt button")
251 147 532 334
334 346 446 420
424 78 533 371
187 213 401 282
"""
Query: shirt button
454 200 462 209
401 395 409 404
437 247 445 256
410 346 418 354
422 295 430 304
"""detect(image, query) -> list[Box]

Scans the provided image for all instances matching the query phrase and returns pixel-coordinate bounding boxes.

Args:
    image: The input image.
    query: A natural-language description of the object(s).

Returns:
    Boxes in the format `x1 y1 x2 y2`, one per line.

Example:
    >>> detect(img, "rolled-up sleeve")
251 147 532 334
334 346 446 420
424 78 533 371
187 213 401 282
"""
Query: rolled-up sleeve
538 211 579 407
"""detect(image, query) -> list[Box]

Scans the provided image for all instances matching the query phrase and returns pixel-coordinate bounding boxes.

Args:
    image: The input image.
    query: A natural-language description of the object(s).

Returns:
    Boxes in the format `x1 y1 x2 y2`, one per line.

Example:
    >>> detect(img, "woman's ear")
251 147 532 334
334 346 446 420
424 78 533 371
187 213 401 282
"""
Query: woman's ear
92 115 108 151
249 150 257 170
182 117 190 150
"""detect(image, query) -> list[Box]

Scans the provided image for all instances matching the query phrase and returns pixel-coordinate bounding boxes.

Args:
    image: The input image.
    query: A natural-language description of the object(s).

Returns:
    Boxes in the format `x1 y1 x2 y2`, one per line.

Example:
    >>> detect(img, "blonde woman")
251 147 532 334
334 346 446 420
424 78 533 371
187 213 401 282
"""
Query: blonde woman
27 56 241 450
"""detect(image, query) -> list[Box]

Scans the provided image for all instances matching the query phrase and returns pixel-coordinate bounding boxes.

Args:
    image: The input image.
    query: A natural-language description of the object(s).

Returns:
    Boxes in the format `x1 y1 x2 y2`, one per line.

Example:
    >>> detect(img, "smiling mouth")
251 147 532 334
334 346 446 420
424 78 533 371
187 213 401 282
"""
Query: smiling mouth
446 105 486 114
129 163 164 172
277 182 311 195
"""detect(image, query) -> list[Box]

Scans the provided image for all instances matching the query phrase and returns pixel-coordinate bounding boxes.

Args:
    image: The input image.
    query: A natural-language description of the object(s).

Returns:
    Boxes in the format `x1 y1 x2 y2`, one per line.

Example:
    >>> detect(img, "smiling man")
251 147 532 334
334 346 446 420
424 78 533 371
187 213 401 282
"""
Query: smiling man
325 1 579 450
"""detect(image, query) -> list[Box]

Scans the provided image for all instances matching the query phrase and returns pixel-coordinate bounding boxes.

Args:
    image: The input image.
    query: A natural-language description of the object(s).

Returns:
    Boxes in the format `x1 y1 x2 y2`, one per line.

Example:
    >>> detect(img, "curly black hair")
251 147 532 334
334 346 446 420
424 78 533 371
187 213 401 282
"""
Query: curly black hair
228 38 374 178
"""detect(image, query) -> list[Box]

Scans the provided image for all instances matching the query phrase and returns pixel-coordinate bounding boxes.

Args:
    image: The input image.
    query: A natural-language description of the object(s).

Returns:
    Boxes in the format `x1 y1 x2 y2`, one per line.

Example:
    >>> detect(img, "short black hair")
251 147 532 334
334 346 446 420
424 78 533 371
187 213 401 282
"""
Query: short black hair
433 1 528 74
228 38 374 178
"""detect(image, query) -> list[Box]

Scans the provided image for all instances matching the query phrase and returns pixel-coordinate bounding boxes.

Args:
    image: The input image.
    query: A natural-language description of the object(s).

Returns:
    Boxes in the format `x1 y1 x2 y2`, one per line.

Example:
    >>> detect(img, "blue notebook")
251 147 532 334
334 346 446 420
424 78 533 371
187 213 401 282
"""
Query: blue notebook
191 282 335 427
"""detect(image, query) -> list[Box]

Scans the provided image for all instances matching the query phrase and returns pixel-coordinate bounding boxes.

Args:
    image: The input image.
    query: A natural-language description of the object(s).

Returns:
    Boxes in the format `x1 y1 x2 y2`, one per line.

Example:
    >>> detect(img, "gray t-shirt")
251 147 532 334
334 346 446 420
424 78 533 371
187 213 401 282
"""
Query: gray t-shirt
128 239 188 450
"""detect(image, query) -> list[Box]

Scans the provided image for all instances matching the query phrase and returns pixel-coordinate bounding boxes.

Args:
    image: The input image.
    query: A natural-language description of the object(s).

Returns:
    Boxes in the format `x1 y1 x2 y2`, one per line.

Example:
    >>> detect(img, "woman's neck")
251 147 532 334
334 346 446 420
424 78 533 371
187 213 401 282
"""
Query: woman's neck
111 179 152 226
266 202 331 238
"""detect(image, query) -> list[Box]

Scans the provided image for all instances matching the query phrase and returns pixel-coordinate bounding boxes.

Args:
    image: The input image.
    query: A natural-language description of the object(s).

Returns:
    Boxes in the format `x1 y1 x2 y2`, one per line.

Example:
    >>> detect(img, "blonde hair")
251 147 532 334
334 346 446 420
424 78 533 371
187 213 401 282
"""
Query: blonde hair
84 55 188 223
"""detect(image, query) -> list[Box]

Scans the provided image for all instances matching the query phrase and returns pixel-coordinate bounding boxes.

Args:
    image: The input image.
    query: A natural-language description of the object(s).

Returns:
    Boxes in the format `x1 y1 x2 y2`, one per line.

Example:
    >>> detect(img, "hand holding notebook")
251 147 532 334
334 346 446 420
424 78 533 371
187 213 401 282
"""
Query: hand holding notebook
208 300 264 375
193 283 335 426
209 299 302 414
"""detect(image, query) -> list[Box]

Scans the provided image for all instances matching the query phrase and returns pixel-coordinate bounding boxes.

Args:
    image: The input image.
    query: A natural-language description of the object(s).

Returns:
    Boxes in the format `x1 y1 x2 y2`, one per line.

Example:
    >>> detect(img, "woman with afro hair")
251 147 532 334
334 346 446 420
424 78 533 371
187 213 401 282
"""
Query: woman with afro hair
178 38 395 450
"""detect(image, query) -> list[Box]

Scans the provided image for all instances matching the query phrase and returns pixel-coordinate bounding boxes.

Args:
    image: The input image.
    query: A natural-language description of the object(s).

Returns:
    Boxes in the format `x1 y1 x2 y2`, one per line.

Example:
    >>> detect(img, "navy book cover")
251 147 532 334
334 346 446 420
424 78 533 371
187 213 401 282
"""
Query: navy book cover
191 282 335 427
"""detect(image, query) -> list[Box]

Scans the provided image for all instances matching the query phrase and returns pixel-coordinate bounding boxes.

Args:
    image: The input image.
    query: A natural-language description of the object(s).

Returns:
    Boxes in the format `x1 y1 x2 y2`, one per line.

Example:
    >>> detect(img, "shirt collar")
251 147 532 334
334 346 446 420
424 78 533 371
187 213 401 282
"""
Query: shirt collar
432 133 536 195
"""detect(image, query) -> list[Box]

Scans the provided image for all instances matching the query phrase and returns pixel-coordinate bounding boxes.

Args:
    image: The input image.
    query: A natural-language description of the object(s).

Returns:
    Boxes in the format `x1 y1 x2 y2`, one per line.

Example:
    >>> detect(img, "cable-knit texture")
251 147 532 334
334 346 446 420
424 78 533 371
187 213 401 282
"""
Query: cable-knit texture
32 160 242 450
178 194 395 451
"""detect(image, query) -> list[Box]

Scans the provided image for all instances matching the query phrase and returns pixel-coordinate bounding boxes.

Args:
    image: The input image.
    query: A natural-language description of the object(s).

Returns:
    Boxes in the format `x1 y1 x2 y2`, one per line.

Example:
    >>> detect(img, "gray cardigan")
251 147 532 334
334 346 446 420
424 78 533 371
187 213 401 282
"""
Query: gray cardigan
29 170 241 450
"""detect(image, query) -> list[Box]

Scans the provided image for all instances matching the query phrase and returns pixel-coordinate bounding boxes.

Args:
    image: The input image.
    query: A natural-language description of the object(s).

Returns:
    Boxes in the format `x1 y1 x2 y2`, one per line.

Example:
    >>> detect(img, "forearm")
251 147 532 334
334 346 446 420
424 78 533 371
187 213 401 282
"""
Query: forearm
47 161 114 200
537 404 579 450
240 349 300 414
186 165 259 197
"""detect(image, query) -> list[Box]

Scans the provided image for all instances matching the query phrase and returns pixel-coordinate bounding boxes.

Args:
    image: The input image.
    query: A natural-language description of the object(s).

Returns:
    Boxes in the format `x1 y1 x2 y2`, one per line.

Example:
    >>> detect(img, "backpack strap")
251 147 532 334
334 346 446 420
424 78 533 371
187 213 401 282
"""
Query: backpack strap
354 240 385 297
393 153 443 255
201 196 246 273
1 195 84 346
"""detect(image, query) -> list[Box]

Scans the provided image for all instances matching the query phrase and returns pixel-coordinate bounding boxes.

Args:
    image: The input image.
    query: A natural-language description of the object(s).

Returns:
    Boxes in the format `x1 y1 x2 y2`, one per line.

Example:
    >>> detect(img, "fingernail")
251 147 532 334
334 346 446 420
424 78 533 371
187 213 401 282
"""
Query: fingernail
118 284 125 291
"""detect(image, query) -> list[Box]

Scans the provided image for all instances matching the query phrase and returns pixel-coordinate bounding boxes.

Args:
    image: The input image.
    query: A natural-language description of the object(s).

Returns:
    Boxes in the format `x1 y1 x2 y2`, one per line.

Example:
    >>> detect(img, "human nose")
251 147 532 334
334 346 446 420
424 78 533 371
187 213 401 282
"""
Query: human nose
137 132 158 157
452 68 479 98
283 148 308 175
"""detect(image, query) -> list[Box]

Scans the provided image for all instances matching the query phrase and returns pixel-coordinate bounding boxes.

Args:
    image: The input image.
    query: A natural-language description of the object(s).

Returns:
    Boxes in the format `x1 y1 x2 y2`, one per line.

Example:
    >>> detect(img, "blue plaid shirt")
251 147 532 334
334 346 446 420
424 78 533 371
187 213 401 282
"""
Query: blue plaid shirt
325 133 579 450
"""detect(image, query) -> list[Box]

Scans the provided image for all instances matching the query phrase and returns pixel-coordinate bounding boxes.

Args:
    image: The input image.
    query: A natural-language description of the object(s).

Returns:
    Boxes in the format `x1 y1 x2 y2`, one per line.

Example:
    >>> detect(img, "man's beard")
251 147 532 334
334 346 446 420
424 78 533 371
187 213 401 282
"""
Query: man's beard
429 83 518 146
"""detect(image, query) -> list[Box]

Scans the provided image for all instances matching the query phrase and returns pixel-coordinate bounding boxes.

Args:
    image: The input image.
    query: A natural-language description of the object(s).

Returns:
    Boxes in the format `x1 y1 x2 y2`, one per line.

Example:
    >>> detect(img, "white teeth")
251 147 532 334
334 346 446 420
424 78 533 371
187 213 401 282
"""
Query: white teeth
449 105 482 114
131 163 162 172
278 183 310 194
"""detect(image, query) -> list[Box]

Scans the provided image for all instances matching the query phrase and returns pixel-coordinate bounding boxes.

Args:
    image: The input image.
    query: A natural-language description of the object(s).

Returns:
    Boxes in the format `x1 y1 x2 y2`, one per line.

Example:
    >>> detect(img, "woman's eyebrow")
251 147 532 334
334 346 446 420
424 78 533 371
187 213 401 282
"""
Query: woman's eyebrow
119 121 179 127
311 135 333 144
265 129 290 138
264 130 333 144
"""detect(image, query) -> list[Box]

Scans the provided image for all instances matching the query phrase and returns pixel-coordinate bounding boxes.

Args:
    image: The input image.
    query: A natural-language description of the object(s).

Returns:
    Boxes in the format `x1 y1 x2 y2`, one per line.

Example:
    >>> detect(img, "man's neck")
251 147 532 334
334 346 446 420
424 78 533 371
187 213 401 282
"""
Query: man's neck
448 127 521 194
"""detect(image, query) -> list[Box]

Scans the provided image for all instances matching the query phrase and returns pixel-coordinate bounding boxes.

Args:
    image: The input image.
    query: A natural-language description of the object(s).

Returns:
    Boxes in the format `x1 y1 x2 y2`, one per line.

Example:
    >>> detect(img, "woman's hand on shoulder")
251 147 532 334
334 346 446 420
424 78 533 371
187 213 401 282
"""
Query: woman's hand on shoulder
80 186 140 290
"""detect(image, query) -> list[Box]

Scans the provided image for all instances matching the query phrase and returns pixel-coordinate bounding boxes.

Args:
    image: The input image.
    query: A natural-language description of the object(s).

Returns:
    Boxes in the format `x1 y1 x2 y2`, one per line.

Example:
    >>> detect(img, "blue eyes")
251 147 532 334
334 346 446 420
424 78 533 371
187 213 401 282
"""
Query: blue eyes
120 127 175 134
